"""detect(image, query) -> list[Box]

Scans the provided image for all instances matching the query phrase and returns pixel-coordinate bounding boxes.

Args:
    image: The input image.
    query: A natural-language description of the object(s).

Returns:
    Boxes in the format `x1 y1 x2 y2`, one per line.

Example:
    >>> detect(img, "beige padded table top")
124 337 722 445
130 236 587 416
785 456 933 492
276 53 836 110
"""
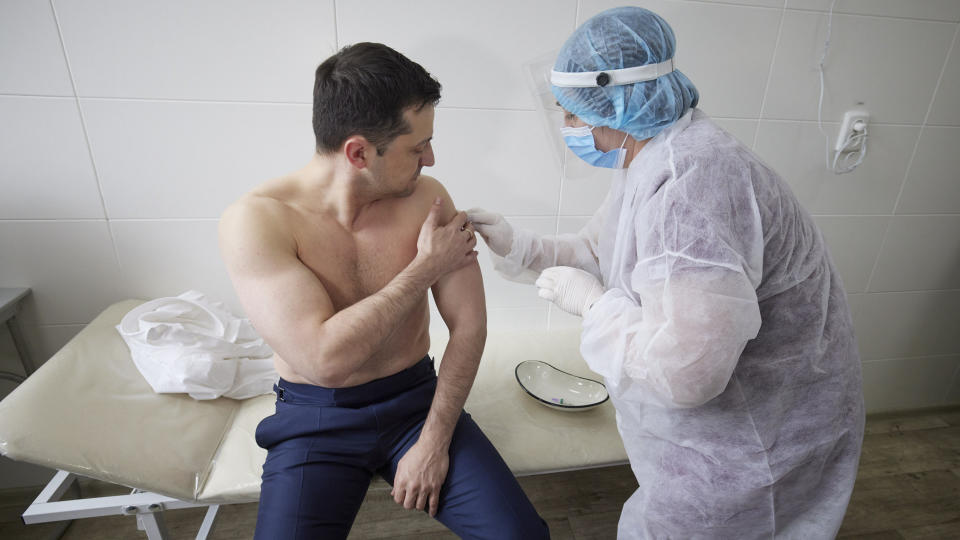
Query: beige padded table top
0 300 626 504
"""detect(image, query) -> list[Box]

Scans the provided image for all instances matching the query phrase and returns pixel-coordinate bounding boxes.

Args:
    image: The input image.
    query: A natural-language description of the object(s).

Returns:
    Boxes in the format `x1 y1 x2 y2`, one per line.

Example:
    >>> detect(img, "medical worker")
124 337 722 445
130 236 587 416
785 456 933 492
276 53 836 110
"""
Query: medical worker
469 6 864 539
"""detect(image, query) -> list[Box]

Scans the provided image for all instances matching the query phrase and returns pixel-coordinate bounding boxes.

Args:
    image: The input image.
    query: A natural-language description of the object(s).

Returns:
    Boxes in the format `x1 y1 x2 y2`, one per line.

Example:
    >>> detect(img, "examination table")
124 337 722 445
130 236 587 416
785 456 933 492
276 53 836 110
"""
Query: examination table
0 300 627 539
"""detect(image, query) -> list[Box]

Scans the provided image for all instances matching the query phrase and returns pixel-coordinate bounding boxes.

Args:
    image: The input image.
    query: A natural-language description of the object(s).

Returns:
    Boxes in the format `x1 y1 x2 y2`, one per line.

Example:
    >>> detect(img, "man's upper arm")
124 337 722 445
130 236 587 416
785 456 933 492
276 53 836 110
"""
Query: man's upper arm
219 200 335 372
429 186 486 334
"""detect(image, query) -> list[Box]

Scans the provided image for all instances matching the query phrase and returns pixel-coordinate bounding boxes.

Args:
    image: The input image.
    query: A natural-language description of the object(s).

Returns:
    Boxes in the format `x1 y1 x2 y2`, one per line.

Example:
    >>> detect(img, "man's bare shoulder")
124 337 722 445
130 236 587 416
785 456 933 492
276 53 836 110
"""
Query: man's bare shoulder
407 175 455 214
414 175 458 219
221 193 284 234
414 175 446 199
219 182 299 256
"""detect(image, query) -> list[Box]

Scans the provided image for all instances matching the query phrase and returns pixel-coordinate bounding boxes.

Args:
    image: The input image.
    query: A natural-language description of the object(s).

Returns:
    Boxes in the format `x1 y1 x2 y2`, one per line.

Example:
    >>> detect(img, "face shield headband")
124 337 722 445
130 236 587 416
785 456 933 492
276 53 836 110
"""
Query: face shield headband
550 58 674 88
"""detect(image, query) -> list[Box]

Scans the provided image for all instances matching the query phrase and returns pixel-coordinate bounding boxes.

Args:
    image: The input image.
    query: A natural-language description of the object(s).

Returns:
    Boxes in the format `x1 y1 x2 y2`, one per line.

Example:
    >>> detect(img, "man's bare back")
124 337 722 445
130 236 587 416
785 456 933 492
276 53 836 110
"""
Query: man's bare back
222 172 452 387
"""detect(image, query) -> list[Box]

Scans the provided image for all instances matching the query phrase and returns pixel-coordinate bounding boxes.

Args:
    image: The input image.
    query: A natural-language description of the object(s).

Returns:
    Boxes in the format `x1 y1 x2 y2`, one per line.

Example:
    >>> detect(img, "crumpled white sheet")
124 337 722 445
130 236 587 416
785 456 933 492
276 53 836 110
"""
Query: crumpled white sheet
116 290 277 400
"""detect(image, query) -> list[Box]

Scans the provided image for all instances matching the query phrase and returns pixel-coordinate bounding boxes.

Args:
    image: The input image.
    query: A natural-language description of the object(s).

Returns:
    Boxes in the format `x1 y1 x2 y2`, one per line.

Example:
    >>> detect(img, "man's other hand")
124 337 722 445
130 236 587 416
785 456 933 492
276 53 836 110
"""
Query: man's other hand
415 197 478 280
391 439 450 517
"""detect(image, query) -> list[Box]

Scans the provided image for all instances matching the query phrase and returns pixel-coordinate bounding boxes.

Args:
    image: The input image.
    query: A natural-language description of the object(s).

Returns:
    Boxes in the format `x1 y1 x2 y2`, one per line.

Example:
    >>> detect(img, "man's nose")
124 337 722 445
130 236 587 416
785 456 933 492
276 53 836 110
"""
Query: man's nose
420 144 435 167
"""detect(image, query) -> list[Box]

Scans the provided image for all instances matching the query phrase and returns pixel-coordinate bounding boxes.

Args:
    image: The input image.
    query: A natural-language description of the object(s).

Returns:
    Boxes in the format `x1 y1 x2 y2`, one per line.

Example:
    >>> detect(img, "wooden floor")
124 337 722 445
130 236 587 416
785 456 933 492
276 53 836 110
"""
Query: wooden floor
1 407 958 539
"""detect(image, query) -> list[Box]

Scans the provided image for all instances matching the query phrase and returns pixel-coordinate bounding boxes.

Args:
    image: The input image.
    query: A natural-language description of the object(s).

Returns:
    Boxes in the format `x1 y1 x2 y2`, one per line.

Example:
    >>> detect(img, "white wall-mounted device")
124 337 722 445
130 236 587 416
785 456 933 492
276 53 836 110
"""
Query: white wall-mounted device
835 109 869 152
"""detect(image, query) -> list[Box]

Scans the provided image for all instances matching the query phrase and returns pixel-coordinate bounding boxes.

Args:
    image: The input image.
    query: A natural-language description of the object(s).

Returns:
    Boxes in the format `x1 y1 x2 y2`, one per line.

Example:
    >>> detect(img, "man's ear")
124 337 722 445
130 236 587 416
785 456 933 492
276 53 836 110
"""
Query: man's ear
343 136 371 169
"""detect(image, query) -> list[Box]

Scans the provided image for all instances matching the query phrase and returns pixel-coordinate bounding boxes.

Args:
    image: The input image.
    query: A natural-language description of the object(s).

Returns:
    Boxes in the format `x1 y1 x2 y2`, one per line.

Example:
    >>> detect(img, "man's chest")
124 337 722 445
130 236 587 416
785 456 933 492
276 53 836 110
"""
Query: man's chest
297 212 422 308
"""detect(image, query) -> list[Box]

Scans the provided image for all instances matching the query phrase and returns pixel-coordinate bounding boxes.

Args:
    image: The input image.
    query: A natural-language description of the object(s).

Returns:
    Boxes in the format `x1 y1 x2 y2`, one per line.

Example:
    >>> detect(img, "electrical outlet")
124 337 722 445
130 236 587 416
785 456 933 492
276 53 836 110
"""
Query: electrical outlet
835 109 869 152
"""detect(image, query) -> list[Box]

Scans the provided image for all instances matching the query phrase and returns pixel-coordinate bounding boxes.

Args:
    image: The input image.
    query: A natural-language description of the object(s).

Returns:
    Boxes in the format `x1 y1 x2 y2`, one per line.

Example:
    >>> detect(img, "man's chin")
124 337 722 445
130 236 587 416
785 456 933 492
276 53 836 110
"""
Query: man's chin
394 185 417 198
402 173 421 196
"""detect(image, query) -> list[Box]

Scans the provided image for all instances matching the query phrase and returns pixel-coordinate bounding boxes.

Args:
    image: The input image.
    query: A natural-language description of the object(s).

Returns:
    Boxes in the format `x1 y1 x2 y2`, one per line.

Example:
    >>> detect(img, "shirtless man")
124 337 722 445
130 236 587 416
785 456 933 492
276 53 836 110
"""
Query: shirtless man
219 43 549 539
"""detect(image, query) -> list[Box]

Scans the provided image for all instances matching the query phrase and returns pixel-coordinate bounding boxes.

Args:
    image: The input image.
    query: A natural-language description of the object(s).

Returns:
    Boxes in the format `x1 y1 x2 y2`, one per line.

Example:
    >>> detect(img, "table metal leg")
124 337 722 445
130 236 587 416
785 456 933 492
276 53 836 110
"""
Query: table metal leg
137 510 171 540
7 315 35 375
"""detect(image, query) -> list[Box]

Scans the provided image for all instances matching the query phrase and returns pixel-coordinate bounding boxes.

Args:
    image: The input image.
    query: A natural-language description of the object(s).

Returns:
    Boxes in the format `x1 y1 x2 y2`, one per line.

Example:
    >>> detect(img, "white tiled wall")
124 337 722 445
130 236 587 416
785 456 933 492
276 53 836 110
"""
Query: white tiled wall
53 0 337 102
0 96 103 219
763 11 954 124
336 0 578 111
2 0 960 486
0 1 72 96
81 99 313 218
896 127 960 214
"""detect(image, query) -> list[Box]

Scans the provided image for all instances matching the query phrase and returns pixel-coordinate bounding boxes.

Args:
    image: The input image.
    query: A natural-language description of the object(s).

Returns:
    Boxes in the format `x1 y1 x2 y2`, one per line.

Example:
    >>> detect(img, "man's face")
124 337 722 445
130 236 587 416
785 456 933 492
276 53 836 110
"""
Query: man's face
369 105 435 197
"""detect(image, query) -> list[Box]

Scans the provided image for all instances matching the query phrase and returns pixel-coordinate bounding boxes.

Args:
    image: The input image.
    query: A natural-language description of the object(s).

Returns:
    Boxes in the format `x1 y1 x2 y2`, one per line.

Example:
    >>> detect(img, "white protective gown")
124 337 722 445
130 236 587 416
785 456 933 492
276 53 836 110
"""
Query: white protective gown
499 109 864 538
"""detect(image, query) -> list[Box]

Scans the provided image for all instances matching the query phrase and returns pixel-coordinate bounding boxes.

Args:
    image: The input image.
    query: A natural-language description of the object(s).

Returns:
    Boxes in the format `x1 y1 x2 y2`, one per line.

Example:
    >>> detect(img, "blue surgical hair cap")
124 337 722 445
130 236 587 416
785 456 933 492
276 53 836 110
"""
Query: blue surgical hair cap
551 6 699 141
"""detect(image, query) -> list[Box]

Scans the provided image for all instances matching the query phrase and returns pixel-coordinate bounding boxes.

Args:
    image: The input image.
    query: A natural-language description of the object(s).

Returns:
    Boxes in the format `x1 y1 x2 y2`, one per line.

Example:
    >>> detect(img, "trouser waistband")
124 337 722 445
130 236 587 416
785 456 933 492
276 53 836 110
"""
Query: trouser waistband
275 355 434 407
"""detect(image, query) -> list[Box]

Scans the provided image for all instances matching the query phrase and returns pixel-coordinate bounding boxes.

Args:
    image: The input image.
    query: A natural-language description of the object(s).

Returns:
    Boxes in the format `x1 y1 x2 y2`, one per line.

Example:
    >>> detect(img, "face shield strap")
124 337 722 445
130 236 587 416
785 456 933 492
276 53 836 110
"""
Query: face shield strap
550 58 675 88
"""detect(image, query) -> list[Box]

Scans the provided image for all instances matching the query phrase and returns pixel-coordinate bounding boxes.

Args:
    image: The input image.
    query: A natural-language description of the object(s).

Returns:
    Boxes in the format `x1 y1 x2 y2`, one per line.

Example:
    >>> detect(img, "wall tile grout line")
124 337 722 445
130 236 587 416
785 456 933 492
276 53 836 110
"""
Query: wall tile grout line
47 0 122 272
811 213 960 218
782 6 960 24
890 22 959 216
854 288 960 295
549 0 580 330
1 213 955 223
76 96 312 106
547 163 563 331
57 96 544 113
0 218 109 222
863 22 960 293
861 203 894 293
5 213 934 223
668 0 960 24
682 0 782 13
0 92 74 99
103 217 222 223
751 0 786 150
861 353 960 364
1 218 225 222
755 118 953 128
945 361 960 403
4 92 958 129
332 0 340 51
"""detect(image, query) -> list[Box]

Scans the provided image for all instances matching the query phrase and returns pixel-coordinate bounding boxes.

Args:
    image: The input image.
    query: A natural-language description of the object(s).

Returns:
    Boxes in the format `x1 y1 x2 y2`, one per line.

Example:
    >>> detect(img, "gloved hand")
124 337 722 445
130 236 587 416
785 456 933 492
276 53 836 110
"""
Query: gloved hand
535 266 605 317
465 208 514 257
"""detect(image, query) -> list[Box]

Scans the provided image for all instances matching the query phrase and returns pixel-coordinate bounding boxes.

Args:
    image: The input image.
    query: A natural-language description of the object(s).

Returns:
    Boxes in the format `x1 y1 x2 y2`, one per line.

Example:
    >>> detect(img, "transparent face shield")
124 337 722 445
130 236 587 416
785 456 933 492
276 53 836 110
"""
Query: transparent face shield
525 54 676 179
522 52 599 181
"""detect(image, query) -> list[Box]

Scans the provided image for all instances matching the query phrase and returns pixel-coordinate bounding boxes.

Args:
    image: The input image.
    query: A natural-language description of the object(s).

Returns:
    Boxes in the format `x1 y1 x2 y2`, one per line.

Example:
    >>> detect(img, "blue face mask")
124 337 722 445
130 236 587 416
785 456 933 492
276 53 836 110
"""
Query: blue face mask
560 125 628 169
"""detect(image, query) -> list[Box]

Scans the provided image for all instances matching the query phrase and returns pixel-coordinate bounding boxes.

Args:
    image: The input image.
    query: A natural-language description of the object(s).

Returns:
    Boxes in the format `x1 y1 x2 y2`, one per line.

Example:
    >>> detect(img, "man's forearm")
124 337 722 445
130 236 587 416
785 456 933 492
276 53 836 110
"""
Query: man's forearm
418 327 486 448
307 259 435 384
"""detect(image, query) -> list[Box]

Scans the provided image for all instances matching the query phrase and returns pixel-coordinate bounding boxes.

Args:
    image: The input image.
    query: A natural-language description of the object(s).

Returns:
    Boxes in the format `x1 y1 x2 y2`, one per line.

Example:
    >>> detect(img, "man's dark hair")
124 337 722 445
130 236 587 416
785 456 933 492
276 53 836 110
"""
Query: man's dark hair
313 43 441 155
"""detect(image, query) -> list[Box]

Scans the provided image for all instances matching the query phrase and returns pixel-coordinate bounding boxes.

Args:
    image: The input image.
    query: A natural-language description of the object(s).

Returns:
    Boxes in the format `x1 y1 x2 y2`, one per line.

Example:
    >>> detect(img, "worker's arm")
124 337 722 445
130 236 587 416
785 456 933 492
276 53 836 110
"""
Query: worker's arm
219 196 476 387
469 187 613 280
391 189 486 517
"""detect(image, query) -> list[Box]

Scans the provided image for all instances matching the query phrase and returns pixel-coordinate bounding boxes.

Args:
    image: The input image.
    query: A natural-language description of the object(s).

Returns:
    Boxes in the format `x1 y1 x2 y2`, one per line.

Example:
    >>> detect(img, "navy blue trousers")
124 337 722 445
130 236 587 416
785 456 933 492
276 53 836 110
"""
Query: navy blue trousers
253 356 550 539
